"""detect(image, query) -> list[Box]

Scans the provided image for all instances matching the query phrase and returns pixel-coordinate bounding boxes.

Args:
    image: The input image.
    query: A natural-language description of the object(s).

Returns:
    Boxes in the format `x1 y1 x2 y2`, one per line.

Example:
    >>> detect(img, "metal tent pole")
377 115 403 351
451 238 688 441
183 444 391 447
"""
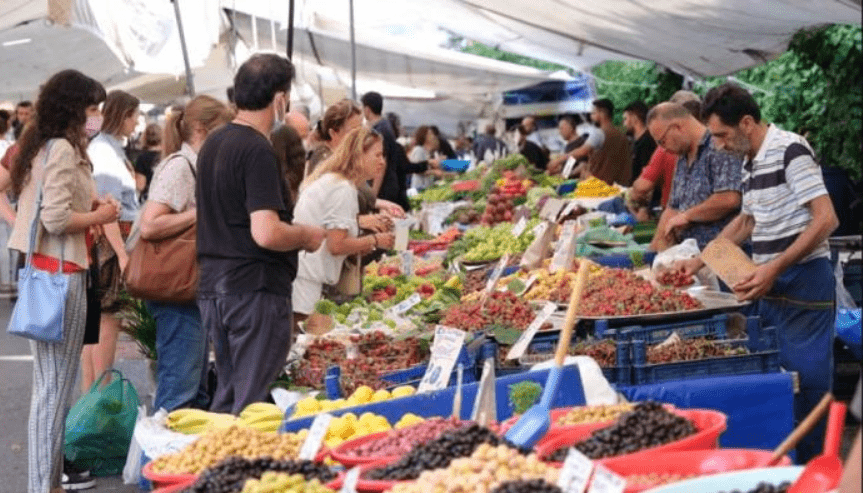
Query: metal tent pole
287 0 295 60
349 0 357 100
171 0 196 97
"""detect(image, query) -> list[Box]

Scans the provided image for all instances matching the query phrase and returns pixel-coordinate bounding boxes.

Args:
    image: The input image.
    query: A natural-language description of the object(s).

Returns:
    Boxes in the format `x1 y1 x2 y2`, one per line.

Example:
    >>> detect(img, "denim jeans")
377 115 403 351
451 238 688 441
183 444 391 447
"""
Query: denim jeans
146 301 209 411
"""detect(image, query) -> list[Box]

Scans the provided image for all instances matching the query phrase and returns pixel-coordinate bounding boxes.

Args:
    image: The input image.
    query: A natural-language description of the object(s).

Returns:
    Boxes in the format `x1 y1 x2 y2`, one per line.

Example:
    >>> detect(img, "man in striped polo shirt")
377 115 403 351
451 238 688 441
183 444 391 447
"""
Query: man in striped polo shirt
688 82 839 463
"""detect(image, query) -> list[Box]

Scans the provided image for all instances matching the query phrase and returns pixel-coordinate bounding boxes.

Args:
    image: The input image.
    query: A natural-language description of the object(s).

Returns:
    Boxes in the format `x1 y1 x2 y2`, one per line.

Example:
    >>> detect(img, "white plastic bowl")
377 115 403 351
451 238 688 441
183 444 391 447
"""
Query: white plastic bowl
641 466 803 493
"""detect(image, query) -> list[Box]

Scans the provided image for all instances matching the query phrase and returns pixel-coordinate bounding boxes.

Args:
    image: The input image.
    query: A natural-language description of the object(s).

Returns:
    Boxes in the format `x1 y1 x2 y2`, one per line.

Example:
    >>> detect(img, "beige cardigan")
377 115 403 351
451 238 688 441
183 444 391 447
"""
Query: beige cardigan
8 139 95 269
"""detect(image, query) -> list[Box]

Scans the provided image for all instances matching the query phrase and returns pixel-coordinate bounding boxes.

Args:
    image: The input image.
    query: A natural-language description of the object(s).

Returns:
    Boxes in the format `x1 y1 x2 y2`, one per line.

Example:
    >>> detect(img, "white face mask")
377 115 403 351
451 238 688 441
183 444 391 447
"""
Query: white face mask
85 115 103 138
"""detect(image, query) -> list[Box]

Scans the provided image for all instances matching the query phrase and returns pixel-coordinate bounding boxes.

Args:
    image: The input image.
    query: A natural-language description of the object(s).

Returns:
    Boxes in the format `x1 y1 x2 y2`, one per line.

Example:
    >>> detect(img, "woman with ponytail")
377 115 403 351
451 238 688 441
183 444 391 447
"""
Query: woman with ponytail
136 95 233 411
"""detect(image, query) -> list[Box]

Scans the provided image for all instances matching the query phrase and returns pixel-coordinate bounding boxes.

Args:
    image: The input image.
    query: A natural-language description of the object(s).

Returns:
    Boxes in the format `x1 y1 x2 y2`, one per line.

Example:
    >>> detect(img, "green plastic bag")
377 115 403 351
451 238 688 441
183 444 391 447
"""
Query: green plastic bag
65 369 139 476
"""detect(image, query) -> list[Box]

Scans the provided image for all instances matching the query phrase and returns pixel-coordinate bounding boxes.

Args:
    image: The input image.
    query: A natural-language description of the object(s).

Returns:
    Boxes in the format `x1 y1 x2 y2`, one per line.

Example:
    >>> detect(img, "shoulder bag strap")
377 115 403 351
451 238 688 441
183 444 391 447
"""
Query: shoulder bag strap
25 139 63 274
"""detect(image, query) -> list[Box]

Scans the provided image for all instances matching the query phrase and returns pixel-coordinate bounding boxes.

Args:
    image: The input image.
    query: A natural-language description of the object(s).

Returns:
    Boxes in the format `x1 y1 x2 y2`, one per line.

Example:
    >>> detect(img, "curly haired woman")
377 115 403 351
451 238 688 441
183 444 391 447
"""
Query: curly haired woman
5 69 120 493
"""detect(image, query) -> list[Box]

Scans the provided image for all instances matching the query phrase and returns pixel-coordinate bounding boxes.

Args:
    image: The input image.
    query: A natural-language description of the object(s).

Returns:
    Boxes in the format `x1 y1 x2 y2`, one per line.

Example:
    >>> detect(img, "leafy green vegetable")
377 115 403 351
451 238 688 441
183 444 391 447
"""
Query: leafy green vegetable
314 299 338 315
509 381 543 415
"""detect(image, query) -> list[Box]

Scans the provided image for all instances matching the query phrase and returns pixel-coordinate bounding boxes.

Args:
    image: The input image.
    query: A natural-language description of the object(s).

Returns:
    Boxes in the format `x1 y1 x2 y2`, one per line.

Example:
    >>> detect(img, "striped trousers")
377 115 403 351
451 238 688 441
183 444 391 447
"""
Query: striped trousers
27 272 87 493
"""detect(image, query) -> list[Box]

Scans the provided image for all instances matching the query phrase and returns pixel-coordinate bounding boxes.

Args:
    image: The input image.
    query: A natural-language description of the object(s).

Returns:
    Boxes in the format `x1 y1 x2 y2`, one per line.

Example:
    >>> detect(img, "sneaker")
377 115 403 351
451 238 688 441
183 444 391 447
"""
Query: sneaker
62 459 95 491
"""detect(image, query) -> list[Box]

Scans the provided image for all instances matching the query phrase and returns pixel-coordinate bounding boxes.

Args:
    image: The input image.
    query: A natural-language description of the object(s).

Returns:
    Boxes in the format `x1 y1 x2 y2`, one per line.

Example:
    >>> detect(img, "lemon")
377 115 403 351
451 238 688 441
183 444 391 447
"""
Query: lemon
371 389 391 402
359 412 377 424
391 386 415 398
332 398 348 409
351 386 375 403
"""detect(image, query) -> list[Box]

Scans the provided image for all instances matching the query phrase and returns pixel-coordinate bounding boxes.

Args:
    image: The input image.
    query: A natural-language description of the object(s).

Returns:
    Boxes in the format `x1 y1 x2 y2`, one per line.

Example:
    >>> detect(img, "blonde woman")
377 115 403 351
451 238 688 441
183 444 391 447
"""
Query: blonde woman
137 95 233 411
292 126 395 319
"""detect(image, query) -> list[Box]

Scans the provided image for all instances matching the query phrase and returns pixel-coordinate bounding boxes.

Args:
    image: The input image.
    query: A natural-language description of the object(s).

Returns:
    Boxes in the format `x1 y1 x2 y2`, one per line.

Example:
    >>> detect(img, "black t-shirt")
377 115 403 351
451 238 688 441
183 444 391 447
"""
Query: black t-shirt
195 123 297 296
632 132 657 182
520 140 548 170
373 118 412 211
134 149 160 201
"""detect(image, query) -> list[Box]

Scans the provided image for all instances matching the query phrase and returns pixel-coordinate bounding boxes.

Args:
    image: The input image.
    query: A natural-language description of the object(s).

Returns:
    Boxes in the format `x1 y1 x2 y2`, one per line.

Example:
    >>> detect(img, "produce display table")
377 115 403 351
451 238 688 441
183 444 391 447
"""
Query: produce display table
618 372 794 453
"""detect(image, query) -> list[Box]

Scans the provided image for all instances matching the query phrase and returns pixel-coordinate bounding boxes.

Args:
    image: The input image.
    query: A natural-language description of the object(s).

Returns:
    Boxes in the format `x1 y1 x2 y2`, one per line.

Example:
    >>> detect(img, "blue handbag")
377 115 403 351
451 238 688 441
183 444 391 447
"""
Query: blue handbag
7 142 70 343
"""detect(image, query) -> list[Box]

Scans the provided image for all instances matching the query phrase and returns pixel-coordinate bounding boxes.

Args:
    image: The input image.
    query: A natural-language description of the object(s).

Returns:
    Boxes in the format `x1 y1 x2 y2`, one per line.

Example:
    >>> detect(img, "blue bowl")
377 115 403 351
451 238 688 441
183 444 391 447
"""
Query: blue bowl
441 160 470 172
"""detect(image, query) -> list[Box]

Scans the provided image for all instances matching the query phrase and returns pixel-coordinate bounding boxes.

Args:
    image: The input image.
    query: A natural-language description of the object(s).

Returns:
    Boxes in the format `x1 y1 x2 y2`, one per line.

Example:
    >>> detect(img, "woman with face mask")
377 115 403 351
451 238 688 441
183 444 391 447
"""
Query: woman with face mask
4 69 120 493
80 90 140 393
292 126 395 323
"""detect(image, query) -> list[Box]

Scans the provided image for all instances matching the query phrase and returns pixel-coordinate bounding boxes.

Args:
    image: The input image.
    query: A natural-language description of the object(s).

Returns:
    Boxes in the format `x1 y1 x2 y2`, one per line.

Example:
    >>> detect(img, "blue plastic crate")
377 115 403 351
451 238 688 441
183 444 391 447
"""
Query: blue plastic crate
281 364 588 432
590 251 656 269
519 336 630 385
596 314 734 344
629 327 780 385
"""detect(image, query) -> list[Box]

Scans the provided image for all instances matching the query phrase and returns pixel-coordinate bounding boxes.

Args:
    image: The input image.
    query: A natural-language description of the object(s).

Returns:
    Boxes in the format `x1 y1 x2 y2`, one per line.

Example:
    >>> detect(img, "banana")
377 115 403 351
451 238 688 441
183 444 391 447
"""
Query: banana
166 408 238 434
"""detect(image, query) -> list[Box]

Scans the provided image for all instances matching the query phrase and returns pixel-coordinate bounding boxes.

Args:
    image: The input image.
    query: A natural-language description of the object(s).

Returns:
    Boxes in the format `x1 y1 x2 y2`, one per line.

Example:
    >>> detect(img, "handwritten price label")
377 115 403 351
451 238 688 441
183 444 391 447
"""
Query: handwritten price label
557 448 594 493
562 156 577 178
298 413 333 460
400 250 414 276
532 221 548 239
511 216 528 237
587 464 626 493
340 467 361 493
485 254 510 294
551 220 577 273
417 326 467 393
507 301 557 360
393 293 422 315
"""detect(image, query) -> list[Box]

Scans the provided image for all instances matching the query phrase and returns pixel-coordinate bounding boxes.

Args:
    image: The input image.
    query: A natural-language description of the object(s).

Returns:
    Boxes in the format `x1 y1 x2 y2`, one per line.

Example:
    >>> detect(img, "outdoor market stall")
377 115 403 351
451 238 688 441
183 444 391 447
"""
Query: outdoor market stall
132 154 850 493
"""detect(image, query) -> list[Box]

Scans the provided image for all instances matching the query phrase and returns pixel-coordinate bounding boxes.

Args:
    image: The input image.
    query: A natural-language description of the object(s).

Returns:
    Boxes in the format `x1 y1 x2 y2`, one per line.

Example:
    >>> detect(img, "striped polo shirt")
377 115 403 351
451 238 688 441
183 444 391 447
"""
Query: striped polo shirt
742 124 830 264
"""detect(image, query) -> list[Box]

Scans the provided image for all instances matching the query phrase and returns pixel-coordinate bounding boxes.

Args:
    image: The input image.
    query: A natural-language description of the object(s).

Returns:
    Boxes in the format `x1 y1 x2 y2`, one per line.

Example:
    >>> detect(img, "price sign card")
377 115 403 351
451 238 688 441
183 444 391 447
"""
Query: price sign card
540 198 566 221
587 464 626 493
561 156 577 179
507 301 557 360
519 273 539 295
550 220 578 273
532 221 549 239
340 467 361 493
400 250 414 276
559 200 580 221
392 293 422 315
485 254 511 294
557 448 594 493
417 326 467 393
298 413 333 460
511 216 528 237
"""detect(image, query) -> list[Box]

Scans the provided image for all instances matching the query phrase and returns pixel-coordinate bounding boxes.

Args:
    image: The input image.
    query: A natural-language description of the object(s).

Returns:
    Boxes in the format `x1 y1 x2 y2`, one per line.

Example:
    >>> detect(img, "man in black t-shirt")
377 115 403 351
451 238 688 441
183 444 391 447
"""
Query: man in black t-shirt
196 54 325 414
623 101 657 182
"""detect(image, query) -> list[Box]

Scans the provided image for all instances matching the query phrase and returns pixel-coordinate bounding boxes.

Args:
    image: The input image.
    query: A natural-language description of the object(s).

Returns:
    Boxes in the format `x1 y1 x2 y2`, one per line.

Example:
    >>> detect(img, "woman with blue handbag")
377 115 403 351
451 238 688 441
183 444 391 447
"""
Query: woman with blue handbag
5 70 120 493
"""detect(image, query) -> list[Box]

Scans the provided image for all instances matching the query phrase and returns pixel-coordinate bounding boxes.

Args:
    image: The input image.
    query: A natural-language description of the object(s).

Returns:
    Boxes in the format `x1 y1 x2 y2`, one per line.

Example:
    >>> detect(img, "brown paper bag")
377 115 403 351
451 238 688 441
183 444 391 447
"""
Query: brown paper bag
701 237 758 287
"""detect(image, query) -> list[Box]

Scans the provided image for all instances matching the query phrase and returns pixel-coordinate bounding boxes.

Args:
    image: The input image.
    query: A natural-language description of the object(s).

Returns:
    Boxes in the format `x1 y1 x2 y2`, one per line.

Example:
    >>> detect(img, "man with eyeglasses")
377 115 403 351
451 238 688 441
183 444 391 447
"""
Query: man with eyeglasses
646 102 742 252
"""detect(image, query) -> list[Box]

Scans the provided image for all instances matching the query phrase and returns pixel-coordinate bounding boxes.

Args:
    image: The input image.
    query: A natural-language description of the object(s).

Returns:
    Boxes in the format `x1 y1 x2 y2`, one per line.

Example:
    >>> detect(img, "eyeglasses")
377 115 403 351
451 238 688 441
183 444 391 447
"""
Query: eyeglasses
655 123 677 147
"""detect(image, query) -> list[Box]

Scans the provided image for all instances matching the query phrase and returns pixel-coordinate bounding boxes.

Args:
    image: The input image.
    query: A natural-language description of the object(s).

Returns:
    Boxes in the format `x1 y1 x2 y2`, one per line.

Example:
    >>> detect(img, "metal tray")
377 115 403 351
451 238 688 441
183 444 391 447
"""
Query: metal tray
539 289 749 329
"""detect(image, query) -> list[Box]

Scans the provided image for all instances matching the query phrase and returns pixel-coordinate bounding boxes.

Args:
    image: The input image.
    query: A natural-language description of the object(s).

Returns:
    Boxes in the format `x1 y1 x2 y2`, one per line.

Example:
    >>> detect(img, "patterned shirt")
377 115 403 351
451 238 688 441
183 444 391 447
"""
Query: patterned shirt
669 130 742 249
742 124 830 264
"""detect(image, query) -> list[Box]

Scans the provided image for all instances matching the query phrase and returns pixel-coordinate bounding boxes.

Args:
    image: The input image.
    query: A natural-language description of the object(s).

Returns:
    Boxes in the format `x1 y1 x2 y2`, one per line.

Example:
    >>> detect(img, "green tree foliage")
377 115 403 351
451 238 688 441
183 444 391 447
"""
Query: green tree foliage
590 62 682 125
696 24 862 179
459 40 568 72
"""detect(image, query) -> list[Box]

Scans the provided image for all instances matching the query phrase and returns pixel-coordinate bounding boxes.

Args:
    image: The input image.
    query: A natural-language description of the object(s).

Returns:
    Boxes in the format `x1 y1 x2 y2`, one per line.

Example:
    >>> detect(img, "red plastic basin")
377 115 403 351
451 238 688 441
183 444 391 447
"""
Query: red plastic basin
142 461 198 488
330 430 396 467
328 459 411 493
151 476 197 493
600 449 793 493
536 408 728 465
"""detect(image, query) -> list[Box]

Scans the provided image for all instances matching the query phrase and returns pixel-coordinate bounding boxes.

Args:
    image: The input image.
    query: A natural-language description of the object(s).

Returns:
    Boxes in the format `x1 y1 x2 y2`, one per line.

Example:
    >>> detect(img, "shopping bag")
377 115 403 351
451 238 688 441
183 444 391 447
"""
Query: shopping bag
65 369 140 476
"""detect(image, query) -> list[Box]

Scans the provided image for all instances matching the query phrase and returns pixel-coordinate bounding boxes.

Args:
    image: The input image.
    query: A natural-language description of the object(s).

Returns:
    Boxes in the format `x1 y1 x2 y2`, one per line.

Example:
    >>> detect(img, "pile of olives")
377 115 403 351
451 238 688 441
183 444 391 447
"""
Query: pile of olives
491 479 563 493
366 424 526 481
549 402 697 461
184 457 336 493
720 482 791 493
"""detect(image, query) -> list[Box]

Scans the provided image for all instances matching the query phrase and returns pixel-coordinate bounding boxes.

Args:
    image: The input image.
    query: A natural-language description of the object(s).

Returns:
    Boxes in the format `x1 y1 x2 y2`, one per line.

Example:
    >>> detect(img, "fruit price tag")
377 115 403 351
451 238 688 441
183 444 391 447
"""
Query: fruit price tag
532 221 549 239
511 216 528 237
587 464 626 493
340 467 361 493
559 200 580 221
507 301 557 360
417 326 467 393
485 254 510 293
400 250 414 276
550 221 577 273
519 274 538 295
540 198 565 221
561 156 577 178
393 293 422 315
298 413 333 460
557 448 594 493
